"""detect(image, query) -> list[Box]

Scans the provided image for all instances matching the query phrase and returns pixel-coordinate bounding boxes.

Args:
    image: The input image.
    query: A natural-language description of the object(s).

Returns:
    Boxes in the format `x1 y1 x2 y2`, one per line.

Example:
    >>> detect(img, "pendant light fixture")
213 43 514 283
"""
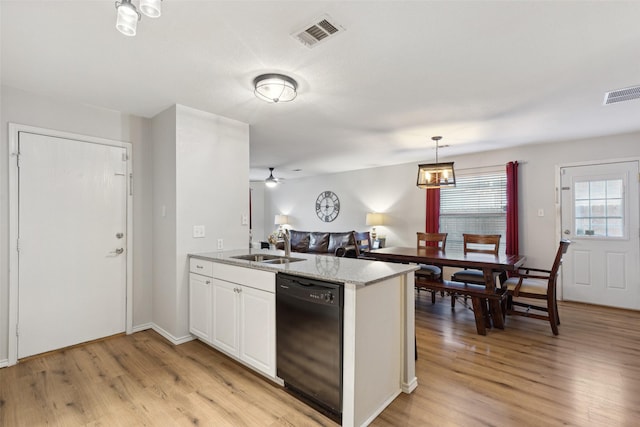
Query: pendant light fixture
416 136 456 189
254 74 298 103
115 0 162 37
265 168 279 188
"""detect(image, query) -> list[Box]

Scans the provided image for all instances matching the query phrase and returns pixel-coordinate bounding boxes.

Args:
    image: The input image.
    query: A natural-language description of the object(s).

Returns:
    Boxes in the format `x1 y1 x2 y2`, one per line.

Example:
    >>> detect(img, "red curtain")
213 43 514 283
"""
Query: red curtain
506 161 519 255
425 188 440 233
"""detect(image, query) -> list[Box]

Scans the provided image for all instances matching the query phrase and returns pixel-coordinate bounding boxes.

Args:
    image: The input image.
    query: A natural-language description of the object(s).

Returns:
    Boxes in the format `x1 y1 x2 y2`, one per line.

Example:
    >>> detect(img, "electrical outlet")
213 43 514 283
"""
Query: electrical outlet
241 214 248 225
193 225 205 238
537 209 544 217
217 238 224 250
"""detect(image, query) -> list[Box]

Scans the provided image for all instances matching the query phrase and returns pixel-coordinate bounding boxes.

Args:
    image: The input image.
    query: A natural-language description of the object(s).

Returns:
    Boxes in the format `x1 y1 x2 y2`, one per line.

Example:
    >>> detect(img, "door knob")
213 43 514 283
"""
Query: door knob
116 232 124 239
110 248 124 255
563 229 571 235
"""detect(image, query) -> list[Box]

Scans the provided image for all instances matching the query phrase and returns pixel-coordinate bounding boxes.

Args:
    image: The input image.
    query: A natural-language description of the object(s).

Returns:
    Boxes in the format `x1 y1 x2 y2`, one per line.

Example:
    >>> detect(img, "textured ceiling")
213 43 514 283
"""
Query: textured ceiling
3 1 640 181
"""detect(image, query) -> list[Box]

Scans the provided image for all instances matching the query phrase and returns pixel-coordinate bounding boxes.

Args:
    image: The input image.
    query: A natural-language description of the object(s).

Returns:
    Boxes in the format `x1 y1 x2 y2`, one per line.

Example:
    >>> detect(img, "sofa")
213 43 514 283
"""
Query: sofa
278 230 357 256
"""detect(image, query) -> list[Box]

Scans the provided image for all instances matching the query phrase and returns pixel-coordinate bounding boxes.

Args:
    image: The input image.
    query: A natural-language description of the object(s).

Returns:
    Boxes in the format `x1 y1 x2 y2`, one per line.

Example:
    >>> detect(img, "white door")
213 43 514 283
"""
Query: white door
560 161 640 309
18 132 128 358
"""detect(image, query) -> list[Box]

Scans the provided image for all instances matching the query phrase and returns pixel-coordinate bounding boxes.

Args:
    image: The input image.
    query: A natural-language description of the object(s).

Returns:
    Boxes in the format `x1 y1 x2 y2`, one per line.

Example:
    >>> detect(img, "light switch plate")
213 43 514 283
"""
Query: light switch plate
193 225 206 238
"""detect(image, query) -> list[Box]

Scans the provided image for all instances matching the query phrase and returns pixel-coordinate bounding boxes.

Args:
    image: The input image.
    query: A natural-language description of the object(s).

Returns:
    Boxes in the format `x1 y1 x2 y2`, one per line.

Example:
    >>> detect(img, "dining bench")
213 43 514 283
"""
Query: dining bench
415 277 507 335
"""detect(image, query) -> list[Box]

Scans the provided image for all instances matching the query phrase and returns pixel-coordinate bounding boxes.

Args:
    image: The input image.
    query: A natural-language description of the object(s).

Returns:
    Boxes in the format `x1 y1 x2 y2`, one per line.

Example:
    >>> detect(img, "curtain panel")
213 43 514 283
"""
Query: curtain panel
506 161 519 255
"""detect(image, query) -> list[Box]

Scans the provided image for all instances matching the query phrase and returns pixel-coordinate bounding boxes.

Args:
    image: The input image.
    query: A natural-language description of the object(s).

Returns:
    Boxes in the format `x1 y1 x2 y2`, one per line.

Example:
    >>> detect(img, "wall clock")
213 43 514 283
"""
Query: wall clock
316 191 340 222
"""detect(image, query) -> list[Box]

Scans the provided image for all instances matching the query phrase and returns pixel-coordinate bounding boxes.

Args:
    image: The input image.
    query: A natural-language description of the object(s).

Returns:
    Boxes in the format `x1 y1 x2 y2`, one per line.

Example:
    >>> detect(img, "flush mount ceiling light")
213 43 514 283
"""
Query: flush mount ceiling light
115 0 162 37
254 74 298 103
416 136 456 189
265 167 280 188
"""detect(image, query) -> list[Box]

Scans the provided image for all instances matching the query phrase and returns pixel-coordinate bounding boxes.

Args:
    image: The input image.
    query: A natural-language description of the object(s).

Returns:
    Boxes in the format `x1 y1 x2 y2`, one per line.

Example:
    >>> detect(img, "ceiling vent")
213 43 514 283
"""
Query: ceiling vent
603 85 640 105
291 14 345 48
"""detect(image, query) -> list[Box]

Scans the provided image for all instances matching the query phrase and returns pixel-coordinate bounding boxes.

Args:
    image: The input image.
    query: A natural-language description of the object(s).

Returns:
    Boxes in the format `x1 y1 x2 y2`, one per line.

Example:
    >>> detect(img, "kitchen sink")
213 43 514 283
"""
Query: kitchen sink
230 254 305 264
261 257 305 264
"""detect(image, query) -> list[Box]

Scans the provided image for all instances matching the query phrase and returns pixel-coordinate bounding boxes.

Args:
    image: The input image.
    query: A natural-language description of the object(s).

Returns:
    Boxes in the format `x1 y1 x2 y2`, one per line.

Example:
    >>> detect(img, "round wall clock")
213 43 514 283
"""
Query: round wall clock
316 191 340 222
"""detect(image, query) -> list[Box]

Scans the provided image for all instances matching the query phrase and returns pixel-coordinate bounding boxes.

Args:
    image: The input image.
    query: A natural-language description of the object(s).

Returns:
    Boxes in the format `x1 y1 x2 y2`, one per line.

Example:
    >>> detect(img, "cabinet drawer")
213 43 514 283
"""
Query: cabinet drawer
190 258 214 276
213 263 276 293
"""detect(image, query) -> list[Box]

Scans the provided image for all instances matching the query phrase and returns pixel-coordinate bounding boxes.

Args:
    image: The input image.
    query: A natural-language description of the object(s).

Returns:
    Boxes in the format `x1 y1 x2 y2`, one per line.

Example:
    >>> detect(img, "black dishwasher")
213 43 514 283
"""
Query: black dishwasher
276 273 344 418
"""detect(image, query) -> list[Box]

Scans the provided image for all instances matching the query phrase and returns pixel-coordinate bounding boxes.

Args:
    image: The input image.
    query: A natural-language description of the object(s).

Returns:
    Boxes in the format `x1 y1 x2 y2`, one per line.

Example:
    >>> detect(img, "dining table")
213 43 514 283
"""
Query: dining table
367 246 526 334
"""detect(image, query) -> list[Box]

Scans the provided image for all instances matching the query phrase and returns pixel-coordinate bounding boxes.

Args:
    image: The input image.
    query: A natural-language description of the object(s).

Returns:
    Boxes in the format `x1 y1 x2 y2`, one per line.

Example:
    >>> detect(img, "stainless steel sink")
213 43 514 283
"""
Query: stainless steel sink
230 254 305 264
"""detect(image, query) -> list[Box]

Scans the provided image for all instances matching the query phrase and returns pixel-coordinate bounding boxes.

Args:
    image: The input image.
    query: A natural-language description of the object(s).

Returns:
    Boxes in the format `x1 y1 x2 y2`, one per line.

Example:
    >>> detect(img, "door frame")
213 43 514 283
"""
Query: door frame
8 123 133 366
555 157 640 301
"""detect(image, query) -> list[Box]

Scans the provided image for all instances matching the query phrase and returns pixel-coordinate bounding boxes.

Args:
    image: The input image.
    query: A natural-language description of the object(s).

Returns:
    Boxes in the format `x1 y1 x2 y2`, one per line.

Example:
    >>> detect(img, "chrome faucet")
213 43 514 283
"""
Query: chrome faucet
283 229 291 257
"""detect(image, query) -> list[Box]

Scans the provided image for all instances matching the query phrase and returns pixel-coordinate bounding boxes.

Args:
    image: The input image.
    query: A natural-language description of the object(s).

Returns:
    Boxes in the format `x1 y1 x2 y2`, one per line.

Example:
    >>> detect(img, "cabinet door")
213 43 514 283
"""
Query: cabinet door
189 273 212 343
239 285 276 377
212 278 239 356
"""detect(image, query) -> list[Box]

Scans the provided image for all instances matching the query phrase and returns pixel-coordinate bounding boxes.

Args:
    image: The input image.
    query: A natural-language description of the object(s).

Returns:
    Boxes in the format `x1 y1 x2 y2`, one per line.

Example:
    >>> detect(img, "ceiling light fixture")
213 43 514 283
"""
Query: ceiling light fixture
265 167 279 188
115 0 162 37
416 136 456 189
254 74 298 103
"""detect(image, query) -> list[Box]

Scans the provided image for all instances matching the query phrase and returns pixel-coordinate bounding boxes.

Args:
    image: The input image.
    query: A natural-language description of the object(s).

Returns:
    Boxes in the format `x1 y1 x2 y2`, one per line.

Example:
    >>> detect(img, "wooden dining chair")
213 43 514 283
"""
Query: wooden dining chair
415 232 448 303
354 231 372 258
504 240 571 335
450 234 501 307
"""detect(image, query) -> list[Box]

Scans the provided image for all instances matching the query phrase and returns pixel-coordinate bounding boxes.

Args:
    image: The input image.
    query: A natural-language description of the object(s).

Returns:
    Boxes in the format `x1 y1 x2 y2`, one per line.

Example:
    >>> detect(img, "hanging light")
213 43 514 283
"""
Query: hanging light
115 0 162 37
139 0 162 18
416 136 456 189
115 0 141 36
265 167 279 188
254 74 298 103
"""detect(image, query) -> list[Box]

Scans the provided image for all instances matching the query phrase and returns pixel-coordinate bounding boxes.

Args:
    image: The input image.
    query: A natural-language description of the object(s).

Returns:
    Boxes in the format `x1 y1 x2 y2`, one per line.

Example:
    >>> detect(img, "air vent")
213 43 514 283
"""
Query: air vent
291 14 345 48
604 85 640 105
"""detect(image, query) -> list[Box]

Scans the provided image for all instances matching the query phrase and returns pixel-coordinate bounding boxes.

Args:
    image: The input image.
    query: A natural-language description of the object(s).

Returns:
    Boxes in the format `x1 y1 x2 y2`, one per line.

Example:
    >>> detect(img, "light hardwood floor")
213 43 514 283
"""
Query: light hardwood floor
2 292 640 426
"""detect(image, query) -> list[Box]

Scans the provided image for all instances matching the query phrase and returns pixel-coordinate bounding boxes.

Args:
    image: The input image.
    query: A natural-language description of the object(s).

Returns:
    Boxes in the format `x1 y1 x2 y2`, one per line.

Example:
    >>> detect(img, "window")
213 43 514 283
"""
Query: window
574 178 623 237
439 170 507 253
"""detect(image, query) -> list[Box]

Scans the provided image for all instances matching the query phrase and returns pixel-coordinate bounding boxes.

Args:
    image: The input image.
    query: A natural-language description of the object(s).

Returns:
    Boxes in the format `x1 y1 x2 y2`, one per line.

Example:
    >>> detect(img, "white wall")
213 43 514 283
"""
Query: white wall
151 104 250 341
0 85 154 362
151 106 178 338
264 131 640 270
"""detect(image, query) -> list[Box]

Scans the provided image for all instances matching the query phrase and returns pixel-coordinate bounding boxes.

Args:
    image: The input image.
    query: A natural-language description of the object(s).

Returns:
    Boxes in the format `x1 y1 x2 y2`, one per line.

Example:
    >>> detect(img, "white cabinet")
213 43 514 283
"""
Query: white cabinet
238 284 275 375
189 258 276 379
211 278 239 355
189 273 212 343
189 258 214 343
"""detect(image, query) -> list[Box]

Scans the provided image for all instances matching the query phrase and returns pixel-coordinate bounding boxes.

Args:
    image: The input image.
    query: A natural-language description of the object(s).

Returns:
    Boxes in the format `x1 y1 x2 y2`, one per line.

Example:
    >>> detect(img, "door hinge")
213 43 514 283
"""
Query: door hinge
16 238 20 252
16 153 21 168
16 323 19 337
129 173 133 196
122 152 129 162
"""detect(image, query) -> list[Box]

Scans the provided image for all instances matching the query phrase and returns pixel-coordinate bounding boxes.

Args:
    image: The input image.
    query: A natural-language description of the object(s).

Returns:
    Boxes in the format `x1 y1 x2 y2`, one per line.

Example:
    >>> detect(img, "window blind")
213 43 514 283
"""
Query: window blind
439 170 507 253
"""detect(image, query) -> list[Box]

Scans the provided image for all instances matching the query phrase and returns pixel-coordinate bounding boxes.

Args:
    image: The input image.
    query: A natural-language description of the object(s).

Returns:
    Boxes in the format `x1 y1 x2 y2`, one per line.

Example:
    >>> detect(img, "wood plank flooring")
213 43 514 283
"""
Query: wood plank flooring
2 292 640 426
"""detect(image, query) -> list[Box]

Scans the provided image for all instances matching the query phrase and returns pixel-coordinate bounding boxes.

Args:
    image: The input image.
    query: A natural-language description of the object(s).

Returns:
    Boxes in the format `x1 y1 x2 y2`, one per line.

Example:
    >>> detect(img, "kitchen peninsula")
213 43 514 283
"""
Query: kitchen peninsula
189 249 418 427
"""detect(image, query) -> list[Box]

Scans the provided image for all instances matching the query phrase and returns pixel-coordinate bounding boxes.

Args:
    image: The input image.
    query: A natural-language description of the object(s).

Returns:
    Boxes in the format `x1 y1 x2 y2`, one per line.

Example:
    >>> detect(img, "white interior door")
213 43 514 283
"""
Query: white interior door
560 161 640 309
17 132 128 358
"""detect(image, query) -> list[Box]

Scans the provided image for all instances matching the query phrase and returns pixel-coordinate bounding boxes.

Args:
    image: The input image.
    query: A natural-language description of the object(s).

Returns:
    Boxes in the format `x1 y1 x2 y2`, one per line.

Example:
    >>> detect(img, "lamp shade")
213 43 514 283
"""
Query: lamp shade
139 0 162 18
115 0 140 36
274 214 289 225
416 162 456 188
254 74 297 103
365 213 384 226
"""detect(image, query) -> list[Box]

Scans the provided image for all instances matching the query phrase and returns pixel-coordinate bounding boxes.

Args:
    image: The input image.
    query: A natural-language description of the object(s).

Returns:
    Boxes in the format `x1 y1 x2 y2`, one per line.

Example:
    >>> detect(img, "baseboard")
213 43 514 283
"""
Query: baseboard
151 323 195 345
0 359 8 368
401 376 418 393
359 389 402 427
131 322 153 333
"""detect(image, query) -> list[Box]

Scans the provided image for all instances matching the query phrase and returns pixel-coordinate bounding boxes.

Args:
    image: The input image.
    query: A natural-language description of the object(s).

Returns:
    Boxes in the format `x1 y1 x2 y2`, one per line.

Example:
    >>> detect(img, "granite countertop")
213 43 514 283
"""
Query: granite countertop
189 249 418 286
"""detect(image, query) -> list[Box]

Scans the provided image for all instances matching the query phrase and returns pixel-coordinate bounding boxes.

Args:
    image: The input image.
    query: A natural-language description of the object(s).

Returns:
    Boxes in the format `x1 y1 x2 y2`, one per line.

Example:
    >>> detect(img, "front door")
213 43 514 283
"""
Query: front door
17 131 129 358
560 161 640 309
